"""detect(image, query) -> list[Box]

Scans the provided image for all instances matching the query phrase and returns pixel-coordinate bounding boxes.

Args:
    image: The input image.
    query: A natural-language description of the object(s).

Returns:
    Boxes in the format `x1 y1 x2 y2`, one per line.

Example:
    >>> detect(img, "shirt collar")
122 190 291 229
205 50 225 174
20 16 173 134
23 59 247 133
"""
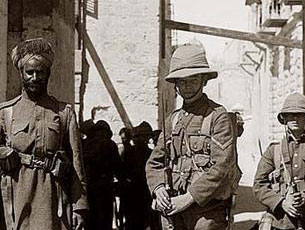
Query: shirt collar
182 93 207 112
21 89 49 103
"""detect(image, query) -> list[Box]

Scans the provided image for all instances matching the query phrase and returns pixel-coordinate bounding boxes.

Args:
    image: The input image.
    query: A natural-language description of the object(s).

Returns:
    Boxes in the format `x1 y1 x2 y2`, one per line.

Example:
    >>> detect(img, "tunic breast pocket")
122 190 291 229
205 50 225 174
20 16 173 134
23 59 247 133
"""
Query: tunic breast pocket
11 121 30 152
189 135 210 155
189 135 213 170
47 122 60 152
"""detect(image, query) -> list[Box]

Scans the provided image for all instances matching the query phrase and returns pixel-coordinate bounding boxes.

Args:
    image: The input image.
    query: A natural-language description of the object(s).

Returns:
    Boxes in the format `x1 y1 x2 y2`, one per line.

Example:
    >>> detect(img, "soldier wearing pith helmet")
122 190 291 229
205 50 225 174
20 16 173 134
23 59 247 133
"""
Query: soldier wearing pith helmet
254 92 305 229
0 38 88 230
145 44 241 229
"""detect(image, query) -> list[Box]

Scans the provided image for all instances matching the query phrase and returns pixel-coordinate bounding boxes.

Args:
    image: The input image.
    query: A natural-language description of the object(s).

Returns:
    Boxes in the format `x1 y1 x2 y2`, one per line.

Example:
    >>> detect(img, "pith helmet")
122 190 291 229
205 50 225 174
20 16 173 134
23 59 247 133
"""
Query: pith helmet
277 92 305 124
165 45 218 83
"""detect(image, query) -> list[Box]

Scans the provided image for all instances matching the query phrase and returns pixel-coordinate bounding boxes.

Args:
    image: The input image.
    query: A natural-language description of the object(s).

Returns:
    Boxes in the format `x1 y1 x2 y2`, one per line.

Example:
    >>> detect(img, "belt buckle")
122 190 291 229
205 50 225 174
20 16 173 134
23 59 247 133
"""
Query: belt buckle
31 157 47 170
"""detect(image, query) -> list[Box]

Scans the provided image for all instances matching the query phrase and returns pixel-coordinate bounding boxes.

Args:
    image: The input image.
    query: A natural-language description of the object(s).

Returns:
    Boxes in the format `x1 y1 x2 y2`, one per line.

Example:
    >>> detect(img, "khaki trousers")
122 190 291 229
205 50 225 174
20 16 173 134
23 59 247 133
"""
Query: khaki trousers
161 200 228 230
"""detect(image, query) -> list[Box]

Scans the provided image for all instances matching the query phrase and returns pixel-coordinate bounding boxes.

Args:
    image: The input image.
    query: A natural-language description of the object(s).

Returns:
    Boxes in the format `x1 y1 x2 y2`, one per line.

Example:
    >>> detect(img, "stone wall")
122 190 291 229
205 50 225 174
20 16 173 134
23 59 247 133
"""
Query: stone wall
268 21 303 141
245 3 303 146
84 0 160 138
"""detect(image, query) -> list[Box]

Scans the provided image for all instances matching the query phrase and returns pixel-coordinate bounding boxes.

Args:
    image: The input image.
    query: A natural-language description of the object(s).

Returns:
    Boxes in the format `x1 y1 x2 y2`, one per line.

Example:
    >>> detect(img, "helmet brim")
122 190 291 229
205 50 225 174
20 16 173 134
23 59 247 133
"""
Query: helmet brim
277 111 305 124
165 67 218 83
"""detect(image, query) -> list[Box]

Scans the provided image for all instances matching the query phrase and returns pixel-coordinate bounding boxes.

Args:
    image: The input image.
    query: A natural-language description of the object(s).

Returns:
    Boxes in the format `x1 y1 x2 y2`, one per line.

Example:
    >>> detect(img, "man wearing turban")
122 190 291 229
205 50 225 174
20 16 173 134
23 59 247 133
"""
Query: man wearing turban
0 38 88 230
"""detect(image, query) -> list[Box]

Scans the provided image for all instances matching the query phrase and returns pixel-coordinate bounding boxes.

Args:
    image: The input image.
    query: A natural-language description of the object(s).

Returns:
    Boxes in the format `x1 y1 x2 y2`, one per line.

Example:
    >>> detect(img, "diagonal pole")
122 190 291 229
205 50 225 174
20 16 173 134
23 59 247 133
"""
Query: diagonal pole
84 31 133 129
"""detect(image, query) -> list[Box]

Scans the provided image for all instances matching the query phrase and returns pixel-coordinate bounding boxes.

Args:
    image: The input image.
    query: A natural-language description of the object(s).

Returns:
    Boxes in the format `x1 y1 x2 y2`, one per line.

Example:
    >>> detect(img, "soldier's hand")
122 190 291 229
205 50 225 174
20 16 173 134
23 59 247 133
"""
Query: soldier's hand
167 191 194 216
72 211 85 230
292 191 305 209
282 187 302 218
155 186 172 211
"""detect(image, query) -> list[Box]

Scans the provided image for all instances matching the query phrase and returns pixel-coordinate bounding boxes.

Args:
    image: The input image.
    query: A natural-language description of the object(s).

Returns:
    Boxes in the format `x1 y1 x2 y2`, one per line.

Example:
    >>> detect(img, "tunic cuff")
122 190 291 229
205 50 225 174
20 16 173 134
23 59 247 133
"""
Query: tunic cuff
188 187 206 207
152 183 165 198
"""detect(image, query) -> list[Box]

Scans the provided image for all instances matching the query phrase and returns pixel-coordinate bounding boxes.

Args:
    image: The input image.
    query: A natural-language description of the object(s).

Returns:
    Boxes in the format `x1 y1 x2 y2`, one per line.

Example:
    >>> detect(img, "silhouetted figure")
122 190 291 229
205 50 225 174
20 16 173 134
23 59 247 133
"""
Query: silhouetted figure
82 120 122 230
120 122 153 230
118 127 133 160
117 127 133 229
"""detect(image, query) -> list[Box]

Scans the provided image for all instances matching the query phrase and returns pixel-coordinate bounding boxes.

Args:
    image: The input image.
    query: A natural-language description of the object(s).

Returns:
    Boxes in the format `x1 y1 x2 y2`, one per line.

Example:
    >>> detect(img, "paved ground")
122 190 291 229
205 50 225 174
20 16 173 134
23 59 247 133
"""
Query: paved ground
112 185 266 230
232 185 266 230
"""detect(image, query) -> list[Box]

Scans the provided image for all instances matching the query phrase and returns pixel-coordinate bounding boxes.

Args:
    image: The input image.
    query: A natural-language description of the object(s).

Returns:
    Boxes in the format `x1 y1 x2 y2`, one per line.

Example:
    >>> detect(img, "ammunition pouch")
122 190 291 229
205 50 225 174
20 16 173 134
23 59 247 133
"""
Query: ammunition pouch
268 168 287 197
189 135 214 171
170 134 215 194
50 151 71 178
189 135 214 185
18 150 71 178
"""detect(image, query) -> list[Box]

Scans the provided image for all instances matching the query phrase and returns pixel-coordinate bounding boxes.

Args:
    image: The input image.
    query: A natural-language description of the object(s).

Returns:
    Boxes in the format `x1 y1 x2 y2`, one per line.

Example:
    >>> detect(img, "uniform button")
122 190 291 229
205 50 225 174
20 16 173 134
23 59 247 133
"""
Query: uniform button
180 172 184 176
182 141 185 145
294 153 298 157
294 176 298 180
193 145 197 149
294 164 298 168
185 112 189 116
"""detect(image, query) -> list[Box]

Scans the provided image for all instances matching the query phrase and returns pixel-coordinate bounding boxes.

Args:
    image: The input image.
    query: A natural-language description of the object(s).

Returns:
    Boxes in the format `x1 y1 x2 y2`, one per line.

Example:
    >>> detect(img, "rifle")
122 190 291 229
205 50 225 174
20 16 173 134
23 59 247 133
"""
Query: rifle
161 93 176 229
161 94 176 198
283 125 304 230
150 94 176 228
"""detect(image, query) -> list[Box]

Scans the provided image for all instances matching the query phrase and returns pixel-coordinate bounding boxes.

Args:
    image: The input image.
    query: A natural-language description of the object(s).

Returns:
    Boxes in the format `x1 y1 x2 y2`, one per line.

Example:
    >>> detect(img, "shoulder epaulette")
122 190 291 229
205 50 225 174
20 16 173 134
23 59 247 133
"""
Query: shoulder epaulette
0 95 22 110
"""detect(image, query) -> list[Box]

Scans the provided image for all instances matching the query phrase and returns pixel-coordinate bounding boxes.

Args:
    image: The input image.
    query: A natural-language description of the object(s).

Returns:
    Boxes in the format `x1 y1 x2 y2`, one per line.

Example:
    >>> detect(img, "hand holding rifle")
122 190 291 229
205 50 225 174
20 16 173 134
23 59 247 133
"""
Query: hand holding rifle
155 186 173 212
281 125 305 230
282 185 304 218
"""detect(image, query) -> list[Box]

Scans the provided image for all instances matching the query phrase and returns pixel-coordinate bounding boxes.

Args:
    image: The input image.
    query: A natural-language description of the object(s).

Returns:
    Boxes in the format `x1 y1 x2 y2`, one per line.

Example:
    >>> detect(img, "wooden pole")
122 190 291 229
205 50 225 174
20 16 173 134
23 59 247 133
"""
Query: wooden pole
78 0 87 123
160 0 166 59
0 0 7 102
303 1 305 94
84 31 133 129
165 19 302 49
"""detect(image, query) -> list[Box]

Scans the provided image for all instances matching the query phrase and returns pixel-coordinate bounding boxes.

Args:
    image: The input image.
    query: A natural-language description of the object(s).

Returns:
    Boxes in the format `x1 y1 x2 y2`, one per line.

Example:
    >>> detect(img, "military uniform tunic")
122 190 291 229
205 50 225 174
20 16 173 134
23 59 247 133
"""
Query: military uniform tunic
0 91 88 230
146 94 239 229
254 137 305 229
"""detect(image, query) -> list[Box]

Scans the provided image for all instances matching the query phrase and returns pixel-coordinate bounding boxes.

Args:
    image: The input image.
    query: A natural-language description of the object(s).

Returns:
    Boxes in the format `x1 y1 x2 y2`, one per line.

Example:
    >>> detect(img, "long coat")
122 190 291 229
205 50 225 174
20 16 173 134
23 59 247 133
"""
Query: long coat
0 91 88 230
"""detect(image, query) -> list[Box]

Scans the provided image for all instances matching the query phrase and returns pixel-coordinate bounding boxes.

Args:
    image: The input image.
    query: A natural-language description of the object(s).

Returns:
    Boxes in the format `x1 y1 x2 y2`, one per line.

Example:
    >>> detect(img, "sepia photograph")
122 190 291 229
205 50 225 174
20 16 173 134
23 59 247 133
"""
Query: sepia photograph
0 0 304 229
